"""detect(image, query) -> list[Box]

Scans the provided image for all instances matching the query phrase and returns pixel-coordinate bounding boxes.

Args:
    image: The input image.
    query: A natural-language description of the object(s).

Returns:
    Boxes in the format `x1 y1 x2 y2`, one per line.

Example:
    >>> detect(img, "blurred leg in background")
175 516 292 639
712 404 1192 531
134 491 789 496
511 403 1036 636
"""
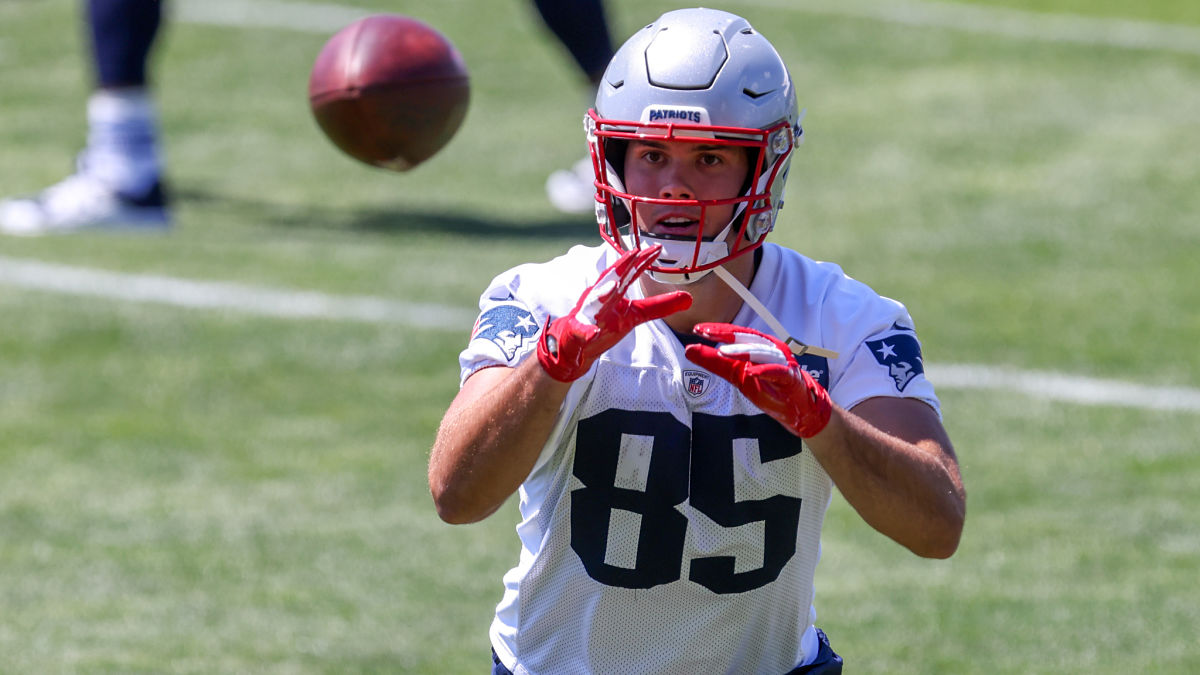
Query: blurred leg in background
1 0 169 235
533 0 615 215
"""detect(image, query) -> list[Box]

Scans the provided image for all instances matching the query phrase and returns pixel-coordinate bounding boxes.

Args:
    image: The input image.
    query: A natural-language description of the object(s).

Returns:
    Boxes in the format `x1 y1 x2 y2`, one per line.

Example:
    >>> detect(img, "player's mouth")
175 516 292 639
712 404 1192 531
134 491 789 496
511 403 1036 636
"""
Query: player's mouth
647 214 701 238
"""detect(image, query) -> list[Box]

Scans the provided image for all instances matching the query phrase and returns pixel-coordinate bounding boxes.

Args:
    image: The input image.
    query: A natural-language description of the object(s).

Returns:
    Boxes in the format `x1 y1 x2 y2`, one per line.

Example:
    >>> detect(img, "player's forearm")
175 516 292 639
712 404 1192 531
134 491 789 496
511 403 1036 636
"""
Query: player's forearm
806 405 966 558
429 358 571 524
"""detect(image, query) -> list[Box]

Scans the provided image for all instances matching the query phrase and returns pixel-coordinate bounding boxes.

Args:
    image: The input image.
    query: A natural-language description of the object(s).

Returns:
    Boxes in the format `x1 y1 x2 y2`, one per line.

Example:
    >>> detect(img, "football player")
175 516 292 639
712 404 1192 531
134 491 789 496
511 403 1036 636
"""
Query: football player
1 0 169 235
434 8 968 672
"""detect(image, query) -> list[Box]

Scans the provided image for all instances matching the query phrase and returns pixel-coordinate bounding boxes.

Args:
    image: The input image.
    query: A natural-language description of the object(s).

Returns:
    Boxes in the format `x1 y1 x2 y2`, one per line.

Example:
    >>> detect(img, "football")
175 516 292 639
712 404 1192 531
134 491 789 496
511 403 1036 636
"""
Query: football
308 14 470 172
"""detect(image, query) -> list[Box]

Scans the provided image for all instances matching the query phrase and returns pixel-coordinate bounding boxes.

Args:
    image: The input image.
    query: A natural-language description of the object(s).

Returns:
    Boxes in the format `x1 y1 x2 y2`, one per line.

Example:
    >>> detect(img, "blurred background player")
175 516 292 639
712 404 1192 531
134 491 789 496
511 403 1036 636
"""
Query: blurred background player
533 0 617 214
0 0 169 236
0 0 609 235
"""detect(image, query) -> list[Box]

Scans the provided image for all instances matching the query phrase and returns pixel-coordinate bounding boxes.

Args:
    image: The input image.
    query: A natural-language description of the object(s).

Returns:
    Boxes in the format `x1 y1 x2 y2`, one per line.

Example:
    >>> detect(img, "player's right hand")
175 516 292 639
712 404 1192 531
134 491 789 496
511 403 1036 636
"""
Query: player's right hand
684 323 832 438
537 245 692 382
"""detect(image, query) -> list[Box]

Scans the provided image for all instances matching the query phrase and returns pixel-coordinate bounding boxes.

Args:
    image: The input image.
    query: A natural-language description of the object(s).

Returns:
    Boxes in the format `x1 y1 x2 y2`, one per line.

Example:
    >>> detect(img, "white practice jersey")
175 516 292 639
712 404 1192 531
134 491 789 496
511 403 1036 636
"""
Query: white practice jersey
460 243 939 675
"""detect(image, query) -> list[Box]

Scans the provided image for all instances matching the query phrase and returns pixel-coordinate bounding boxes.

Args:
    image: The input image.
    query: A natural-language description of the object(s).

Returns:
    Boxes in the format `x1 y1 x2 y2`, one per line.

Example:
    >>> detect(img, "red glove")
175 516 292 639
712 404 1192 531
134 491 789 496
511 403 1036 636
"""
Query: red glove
537 245 692 382
684 323 832 438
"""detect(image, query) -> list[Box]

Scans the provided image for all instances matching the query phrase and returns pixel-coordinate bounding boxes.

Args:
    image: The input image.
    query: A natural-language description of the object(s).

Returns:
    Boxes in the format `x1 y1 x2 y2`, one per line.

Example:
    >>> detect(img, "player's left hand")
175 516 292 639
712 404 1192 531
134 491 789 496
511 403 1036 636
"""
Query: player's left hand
537 245 692 382
684 323 832 438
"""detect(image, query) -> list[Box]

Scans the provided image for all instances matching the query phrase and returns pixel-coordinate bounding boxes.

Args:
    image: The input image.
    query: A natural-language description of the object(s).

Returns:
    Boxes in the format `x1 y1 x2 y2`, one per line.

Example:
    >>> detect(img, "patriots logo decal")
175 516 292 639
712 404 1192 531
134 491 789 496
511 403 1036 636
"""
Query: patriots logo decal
866 333 924 392
471 304 540 362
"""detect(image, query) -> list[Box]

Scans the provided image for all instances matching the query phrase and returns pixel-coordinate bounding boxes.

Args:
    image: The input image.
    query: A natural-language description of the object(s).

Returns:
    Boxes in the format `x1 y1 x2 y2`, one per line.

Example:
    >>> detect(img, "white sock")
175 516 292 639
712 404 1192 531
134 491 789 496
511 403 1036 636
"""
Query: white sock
85 88 163 197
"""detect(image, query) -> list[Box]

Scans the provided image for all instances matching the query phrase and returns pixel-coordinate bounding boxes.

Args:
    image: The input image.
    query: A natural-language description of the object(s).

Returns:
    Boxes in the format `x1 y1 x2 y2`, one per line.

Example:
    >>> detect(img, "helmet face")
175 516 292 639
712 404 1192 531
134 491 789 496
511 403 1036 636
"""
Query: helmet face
588 8 801 283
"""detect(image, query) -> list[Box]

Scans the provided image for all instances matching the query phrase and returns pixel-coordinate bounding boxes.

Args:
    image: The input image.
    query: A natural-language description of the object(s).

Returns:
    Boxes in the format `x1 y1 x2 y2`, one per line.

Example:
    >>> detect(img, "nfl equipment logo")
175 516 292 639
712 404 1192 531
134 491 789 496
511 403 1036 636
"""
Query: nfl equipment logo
683 370 710 398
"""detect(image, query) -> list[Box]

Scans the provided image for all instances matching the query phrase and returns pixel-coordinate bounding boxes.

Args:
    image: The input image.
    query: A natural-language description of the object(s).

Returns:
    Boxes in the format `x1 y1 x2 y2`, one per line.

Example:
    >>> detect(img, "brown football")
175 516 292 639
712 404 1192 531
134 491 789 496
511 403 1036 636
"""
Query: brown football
308 14 470 172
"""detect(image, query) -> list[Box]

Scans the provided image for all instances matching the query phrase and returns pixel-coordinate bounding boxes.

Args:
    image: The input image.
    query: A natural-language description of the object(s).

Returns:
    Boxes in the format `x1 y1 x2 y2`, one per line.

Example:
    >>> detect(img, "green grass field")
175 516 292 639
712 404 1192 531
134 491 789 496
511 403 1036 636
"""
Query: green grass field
2 0 1198 672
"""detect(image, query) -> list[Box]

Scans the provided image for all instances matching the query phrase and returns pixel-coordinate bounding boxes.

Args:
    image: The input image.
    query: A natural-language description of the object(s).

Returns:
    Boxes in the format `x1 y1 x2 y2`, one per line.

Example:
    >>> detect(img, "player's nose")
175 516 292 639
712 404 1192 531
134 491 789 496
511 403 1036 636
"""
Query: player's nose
658 164 694 200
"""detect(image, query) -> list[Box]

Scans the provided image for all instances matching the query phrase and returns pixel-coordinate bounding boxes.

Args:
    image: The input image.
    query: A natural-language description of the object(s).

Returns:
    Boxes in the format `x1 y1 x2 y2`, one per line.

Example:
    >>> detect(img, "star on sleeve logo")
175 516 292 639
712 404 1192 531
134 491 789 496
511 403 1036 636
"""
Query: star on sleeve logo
866 334 924 392
514 313 537 333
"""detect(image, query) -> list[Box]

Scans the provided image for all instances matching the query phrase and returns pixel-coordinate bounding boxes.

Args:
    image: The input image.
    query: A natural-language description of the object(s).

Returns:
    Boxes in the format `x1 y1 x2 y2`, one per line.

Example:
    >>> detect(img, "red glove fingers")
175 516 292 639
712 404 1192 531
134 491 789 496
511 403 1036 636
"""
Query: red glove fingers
684 322 832 438
538 246 692 382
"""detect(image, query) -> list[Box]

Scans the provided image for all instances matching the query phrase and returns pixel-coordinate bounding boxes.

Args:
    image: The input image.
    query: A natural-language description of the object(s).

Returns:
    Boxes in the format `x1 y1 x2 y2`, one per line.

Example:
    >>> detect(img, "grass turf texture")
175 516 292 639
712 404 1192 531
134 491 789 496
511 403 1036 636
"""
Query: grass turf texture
1 0 1198 672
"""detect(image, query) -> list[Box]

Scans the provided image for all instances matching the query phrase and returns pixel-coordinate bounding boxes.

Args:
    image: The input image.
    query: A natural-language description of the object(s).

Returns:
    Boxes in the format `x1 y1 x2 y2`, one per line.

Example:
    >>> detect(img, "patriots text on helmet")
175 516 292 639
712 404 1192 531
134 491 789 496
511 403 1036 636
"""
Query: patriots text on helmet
647 108 704 124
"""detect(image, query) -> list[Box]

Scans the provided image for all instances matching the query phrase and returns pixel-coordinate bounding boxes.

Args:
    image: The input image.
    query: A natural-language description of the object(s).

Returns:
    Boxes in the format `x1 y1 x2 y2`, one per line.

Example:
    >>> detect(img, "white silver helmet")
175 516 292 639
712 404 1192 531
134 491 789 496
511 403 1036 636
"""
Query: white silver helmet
587 7 801 283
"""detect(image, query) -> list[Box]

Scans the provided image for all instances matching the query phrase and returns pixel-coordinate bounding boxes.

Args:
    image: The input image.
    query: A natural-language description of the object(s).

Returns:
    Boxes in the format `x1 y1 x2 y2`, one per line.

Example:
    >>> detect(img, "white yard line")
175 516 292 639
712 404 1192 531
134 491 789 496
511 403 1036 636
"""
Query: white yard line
0 256 475 330
930 364 1200 413
174 0 1200 55
3 255 1198 413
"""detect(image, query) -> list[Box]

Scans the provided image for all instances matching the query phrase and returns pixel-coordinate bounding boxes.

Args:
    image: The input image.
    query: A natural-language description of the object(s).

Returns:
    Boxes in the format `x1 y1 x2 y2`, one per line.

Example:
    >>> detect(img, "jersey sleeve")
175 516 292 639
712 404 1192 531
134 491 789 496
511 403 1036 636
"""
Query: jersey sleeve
823 277 941 417
458 246 606 386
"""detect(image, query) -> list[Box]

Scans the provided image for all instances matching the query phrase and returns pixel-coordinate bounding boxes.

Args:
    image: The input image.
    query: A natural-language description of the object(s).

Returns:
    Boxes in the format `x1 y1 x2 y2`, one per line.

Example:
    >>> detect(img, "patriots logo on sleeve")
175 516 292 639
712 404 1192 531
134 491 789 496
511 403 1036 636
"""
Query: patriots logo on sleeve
865 332 924 392
470 303 541 362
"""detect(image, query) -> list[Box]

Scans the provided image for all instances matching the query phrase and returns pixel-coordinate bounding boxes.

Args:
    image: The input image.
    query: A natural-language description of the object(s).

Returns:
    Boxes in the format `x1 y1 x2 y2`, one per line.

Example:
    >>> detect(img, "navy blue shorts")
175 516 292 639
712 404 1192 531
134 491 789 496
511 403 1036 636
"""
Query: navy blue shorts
490 627 843 674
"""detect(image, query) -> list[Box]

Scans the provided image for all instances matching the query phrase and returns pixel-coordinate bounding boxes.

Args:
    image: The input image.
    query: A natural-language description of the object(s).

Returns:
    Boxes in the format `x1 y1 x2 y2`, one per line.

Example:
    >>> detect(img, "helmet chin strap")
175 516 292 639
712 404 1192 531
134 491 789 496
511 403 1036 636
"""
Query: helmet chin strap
624 223 840 358
710 264 839 359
